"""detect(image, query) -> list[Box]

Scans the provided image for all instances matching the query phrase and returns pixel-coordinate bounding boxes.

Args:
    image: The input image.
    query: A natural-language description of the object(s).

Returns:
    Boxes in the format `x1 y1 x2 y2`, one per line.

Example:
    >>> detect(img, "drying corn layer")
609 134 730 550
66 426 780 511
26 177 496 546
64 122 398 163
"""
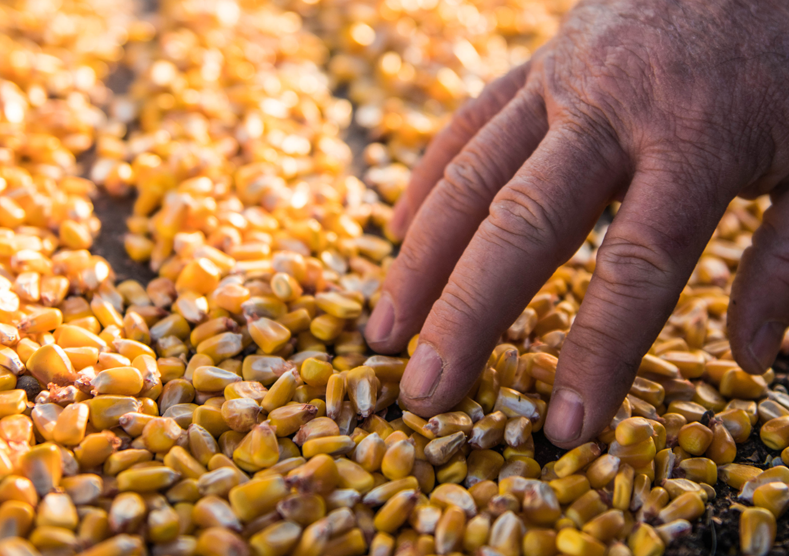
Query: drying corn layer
0 0 787 555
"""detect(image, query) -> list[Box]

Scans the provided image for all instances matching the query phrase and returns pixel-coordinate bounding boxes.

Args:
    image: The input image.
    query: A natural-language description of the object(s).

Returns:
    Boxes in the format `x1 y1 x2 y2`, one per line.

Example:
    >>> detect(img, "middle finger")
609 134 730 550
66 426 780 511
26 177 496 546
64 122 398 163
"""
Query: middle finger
365 82 549 353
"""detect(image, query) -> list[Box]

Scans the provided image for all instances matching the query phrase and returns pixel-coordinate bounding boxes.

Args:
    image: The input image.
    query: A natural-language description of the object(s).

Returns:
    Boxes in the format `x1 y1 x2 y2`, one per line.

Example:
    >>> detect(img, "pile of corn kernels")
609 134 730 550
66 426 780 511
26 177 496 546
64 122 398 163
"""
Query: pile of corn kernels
0 0 788 555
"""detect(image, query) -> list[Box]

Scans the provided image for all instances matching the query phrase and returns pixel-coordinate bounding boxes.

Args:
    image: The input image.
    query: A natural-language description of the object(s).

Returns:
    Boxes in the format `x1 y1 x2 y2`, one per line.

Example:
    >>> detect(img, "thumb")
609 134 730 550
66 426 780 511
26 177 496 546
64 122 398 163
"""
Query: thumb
729 194 789 374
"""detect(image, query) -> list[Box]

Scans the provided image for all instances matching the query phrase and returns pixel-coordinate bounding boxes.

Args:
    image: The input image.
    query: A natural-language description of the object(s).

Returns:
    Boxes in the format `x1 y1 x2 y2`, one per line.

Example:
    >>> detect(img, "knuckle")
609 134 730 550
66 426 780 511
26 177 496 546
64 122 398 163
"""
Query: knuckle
440 152 498 213
564 293 643 368
594 232 677 296
483 185 561 259
394 238 432 275
429 281 485 335
451 100 489 137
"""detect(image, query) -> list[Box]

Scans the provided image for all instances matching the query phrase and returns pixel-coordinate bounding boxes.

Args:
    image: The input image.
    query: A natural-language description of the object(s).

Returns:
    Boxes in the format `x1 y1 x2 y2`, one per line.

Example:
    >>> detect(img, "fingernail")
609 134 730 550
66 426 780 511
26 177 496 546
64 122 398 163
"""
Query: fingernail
749 321 785 371
366 294 396 344
403 343 443 399
387 200 409 240
545 389 584 444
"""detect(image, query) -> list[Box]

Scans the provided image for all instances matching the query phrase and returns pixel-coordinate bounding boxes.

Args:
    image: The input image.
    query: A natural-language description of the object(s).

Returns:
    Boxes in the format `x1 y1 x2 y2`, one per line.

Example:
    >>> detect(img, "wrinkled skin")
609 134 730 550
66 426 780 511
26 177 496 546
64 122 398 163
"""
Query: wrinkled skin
363 0 789 448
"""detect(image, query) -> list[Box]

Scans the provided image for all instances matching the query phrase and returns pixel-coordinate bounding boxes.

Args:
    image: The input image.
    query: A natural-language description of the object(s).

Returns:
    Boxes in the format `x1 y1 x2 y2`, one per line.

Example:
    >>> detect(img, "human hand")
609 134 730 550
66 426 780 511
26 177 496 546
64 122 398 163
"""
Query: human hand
363 0 789 447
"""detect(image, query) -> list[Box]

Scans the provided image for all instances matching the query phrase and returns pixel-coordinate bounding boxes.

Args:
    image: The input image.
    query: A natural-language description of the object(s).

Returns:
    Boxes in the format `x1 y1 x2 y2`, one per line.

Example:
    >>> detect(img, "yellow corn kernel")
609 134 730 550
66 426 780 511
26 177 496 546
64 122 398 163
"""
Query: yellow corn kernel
140 417 182 453
90 295 123 329
228 474 289 522
661 350 705 379
401 411 435 440
17 443 61 499
719 368 768 399
26 344 77 386
0 390 26 418
49 402 88 446
582 508 626 543
266 403 314 436
361 476 419 508
0 347 24 376
436 451 468 484
249 317 292 354
302 435 357 458
287 454 339 497
760 415 789 450
347 365 377 418
196 332 244 364
628 523 665 556
554 442 602 478
566 489 607 527
293 417 341 447
556 527 606 556
300 358 334 387
381 438 415 480
117 465 181 492
276 493 326 527
250 520 303 556
113 339 156 362
630 376 665 407
175 258 221 295
0 499 35 541
739 466 789 503
192 365 242 392
333 457 374 494
704 420 736 464
315 292 362 319
752 481 789 518
232 423 279 472
89 366 144 397
639 354 680 378
309 314 345 343
424 431 465 467
353 432 385 473
615 417 655 447
609 437 657 468
504 416 532 448
612 464 635 511
323 527 368 556
718 463 762 490
693 381 727 412
716 408 752 443
677 422 713 455
586 454 621 489
639 486 670 522
657 491 705 523
466 449 504 487
522 528 556 556
678 457 717 485
549 474 591 505
260 369 301 413
325 372 346 420
373 488 419 533
740 506 776 556
424 411 474 437
125 234 154 261
291 517 332 556
510 479 561 526
196 527 248 556
270 272 304 302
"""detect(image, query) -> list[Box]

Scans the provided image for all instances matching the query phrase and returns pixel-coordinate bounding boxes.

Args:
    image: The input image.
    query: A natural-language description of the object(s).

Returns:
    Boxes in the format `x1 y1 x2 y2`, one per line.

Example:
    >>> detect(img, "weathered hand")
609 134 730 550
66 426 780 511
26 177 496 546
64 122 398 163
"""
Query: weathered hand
363 0 789 447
